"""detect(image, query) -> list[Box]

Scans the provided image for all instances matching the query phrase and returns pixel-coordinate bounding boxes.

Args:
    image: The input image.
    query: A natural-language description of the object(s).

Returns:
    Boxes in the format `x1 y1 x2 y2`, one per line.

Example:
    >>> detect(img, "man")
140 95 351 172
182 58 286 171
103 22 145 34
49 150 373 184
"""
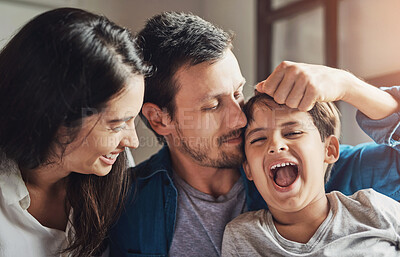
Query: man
109 12 400 256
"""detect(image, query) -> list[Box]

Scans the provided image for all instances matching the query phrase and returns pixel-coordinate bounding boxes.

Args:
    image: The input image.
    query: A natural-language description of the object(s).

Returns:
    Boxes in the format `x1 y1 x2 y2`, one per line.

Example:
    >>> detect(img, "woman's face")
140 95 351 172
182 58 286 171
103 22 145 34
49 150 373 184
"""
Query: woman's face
58 75 144 176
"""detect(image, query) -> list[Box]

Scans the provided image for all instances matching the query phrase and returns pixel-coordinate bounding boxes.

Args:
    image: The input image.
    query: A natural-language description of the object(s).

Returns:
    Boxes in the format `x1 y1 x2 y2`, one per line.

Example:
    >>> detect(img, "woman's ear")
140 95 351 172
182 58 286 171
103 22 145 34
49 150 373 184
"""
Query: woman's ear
243 160 253 181
324 135 340 164
141 103 174 136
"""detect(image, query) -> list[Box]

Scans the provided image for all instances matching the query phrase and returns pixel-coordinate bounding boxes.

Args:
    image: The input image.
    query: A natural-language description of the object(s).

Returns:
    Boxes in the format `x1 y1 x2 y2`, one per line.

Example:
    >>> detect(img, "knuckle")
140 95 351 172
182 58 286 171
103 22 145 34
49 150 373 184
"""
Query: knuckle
262 85 274 95
287 65 298 74
273 91 281 100
286 102 295 108
298 72 308 84
274 94 285 104
286 98 298 108
307 85 317 95
298 105 308 112
279 61 288 69
302 100 315 111
279 61 291 70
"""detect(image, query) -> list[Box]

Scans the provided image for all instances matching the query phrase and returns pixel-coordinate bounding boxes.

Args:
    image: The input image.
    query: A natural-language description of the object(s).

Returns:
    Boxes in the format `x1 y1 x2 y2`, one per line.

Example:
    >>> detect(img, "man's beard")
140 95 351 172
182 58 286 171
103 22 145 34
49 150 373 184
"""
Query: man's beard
174 125 244 169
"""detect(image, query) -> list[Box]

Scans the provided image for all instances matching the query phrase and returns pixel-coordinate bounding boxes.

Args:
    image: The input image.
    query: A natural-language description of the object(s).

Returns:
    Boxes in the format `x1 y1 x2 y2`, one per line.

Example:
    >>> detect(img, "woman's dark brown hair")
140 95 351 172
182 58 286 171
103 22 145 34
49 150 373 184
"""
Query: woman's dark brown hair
0 8 150 256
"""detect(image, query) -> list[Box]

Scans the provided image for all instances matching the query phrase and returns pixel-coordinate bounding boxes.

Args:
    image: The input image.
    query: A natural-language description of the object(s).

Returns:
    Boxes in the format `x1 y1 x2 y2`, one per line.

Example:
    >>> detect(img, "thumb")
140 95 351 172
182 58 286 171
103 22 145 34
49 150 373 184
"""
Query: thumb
255 80 266 92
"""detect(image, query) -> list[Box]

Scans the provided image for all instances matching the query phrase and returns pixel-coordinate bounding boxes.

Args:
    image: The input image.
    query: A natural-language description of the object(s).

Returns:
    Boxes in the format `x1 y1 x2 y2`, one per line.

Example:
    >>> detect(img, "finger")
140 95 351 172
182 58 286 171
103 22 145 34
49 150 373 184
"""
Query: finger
255 80 266 92
298 85 317 111
273 68 298 104
259 62 287 96
285 77 307 109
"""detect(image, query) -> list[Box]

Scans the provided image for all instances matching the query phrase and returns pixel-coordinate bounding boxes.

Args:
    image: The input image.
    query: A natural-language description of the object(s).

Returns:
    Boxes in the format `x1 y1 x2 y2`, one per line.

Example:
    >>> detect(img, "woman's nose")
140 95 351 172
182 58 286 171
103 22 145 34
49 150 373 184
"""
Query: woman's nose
121 129 139 149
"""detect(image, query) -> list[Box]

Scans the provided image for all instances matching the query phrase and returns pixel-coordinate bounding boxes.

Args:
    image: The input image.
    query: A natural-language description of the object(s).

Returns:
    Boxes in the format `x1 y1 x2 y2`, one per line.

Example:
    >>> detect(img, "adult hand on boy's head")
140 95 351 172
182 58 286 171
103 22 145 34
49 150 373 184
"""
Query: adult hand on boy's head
256 61 351 111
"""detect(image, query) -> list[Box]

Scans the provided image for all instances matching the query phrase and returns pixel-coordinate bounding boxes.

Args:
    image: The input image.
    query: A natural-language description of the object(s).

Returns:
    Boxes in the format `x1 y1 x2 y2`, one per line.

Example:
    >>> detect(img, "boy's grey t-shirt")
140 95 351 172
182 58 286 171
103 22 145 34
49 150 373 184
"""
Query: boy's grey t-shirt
222 189 400 257
169 172 247 257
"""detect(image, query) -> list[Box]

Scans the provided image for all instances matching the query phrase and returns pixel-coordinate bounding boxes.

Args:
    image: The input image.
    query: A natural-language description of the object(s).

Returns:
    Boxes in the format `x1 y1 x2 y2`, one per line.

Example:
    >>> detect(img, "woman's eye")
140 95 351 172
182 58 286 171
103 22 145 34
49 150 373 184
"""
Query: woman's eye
111 123 127 132
234 92 243 100
249 137 267 144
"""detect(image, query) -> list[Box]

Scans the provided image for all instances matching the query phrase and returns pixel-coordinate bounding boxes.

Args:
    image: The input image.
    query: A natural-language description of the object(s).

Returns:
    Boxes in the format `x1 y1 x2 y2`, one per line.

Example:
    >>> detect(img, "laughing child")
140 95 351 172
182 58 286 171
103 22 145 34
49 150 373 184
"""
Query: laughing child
221 93 400 256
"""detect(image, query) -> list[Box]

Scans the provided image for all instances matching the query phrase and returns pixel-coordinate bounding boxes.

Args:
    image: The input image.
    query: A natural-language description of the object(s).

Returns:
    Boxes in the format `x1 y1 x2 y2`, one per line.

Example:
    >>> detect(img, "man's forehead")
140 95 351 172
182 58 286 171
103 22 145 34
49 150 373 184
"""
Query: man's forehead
174 75 245 104
197 79 246 101
173 49 244 102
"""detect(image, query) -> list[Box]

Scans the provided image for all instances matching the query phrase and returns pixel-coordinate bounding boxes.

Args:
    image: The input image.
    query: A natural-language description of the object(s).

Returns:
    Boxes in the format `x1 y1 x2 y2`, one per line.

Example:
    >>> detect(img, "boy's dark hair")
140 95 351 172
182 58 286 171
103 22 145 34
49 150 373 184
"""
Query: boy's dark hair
137 11 234 143
243 93 341 183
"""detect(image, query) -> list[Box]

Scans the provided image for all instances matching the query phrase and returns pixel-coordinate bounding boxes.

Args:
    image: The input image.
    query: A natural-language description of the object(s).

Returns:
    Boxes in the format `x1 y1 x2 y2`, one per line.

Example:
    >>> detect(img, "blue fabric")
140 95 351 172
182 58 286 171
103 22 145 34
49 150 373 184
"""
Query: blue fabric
356 86 400 149
109 87 400 256
327 143 400 200
109 144 400 256
109 147 176 257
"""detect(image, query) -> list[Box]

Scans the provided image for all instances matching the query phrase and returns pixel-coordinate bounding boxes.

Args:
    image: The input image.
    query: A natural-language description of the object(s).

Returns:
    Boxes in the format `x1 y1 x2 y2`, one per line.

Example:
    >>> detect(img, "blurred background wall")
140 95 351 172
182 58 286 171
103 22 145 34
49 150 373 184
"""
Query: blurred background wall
1 0 399 163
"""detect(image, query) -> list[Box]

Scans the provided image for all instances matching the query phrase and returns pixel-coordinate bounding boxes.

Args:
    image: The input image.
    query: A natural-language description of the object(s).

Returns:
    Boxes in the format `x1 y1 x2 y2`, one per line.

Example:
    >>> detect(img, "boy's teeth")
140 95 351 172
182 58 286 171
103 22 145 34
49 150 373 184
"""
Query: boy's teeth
271 162 294 170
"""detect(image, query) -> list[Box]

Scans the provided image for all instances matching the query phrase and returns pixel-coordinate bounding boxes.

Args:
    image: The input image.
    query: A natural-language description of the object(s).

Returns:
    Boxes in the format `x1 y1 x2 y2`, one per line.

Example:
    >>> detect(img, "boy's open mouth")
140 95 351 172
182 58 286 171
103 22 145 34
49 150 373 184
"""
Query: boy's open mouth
270 162 299 187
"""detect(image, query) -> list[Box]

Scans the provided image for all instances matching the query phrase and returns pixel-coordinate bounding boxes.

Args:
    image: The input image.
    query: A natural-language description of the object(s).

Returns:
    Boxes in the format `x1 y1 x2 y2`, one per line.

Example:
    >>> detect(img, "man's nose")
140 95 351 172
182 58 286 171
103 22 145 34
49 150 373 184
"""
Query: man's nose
226 100 247 130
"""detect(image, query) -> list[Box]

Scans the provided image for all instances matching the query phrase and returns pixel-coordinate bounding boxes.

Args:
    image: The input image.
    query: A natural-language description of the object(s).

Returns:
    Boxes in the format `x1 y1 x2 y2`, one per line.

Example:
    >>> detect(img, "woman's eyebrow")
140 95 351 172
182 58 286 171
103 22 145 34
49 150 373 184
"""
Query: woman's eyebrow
107 116 134 124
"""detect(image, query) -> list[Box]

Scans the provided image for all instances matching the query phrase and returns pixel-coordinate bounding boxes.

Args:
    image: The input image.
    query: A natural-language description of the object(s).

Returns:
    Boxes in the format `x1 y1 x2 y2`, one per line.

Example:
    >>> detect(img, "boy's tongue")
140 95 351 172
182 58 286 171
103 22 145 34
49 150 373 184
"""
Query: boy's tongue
274 166 297 187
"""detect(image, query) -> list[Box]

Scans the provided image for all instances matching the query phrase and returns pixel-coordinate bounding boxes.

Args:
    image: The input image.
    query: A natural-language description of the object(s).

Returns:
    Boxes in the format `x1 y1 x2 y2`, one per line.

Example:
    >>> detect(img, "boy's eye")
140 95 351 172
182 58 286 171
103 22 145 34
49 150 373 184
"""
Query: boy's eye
285 131 303 138
249 137 267 144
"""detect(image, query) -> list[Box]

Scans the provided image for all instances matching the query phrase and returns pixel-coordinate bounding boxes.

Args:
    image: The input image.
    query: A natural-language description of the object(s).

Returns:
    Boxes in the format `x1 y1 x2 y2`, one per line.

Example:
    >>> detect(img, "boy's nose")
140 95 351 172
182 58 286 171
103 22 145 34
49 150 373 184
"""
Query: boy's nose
267 142 288 154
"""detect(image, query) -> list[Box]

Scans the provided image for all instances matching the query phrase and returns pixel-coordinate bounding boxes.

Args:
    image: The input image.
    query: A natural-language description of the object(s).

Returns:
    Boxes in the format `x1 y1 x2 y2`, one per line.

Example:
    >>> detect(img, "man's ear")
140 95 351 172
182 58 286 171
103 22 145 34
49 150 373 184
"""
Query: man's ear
243 160 253 181
141 103 174 136
324 135 340 164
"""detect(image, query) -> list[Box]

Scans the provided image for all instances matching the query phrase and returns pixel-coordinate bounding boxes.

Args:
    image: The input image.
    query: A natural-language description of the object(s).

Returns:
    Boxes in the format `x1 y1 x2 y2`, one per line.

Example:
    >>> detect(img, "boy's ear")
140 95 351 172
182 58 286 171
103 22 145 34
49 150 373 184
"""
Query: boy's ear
324 135 340 164
243 160 253 181
141 103 174 136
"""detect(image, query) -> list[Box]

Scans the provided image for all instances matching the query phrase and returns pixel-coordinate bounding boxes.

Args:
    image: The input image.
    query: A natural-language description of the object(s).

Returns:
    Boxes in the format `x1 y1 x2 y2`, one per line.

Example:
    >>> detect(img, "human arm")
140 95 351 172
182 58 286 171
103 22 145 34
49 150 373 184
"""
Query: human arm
326 86 400 201
256 61 400 120
356 86 400 152
326 143 400 201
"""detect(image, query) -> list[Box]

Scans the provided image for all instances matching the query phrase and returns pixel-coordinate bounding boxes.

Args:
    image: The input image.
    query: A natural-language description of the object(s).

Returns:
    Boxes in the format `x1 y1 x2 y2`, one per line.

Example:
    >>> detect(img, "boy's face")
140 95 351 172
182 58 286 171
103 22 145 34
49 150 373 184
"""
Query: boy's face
243 100 338 213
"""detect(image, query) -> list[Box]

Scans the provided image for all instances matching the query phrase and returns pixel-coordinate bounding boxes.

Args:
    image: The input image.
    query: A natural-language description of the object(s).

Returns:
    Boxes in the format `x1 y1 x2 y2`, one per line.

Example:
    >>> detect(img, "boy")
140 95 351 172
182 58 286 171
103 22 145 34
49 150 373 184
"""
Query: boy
221 93 400 256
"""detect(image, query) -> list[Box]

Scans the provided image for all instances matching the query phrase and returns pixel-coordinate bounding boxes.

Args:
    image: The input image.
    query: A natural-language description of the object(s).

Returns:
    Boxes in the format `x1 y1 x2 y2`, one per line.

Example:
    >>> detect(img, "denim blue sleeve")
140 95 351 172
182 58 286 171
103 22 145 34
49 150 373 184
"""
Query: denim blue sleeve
326 143 400 201
356 86 400 152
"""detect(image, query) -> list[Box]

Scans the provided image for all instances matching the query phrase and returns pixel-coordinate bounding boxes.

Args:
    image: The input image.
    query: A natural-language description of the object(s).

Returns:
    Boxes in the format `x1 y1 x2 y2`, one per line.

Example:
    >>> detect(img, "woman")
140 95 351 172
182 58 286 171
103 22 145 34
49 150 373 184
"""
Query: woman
0 8 150 257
